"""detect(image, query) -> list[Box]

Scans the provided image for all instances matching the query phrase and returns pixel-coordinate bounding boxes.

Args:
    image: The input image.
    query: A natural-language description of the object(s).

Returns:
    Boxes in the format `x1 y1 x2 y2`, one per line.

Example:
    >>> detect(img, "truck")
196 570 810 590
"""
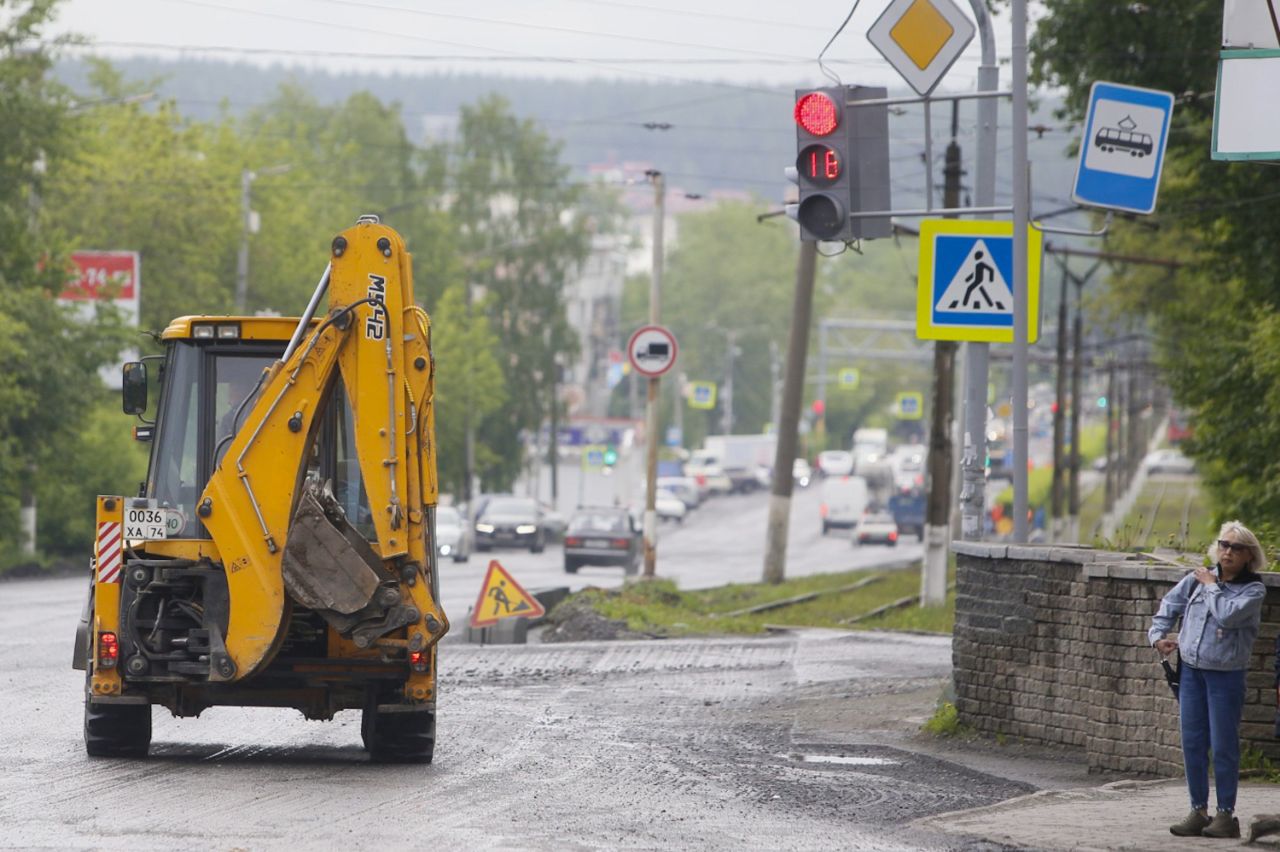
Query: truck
73 217 449 762
888 487 926 540
700 434 777 494
851 427 893 491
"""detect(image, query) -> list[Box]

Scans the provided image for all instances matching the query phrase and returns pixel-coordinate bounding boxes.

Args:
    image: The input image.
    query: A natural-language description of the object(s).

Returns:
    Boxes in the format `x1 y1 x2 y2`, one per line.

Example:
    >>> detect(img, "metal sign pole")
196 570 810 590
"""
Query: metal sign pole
959 0 998 541
1011 0 1031 542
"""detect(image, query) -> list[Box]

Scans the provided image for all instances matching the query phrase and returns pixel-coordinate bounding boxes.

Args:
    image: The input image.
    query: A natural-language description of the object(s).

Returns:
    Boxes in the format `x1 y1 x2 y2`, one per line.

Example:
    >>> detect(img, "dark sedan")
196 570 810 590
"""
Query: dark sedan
474 496 546 553
563 507 640 575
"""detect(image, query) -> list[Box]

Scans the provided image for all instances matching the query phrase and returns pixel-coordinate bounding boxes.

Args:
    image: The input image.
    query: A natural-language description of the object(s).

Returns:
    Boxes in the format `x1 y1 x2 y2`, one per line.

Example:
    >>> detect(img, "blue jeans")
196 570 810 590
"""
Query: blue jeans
1179 665 1247 812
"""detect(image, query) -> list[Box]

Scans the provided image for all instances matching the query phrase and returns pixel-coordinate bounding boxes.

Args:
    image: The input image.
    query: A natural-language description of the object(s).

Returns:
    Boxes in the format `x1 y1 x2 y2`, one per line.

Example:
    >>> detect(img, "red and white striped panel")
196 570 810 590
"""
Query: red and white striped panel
96 521 123 584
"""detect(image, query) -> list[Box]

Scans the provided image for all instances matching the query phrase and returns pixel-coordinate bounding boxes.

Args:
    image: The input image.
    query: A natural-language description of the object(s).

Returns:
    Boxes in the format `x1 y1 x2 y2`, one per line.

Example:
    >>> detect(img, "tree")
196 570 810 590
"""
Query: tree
429 286 507 497
448 96 593 489
0 2 131 560
1028 0 1280 526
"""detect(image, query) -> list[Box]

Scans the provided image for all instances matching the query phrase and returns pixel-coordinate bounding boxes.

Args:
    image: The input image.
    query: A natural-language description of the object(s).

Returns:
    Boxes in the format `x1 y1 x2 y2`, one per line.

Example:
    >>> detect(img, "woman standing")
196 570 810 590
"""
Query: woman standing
1149 521 1267 839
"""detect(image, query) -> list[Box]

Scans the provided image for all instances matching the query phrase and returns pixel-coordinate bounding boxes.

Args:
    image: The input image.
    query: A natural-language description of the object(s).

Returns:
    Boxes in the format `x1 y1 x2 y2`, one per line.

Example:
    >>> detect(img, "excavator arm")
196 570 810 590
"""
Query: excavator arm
199 218 447 683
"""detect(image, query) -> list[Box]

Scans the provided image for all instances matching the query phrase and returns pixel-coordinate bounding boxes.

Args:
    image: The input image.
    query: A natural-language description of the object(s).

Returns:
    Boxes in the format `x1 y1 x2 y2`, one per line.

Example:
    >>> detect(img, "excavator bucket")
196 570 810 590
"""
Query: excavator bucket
282 480 389 615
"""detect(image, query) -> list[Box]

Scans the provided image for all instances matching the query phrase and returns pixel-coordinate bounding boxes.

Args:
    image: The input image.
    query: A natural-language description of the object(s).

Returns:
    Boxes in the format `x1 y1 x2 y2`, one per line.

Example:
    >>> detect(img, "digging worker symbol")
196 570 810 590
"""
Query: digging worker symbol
488 579 513 616
950 250 1005 311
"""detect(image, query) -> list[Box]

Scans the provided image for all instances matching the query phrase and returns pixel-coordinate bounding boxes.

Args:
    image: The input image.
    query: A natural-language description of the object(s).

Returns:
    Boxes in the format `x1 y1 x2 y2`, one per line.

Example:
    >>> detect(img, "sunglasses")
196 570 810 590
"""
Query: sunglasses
1217 539 1251 554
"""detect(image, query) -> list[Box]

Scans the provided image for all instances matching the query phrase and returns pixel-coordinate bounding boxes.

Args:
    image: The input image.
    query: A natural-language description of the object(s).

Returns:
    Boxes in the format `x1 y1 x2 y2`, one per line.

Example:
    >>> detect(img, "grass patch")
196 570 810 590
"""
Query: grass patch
554 560 955 638
922 701 973 738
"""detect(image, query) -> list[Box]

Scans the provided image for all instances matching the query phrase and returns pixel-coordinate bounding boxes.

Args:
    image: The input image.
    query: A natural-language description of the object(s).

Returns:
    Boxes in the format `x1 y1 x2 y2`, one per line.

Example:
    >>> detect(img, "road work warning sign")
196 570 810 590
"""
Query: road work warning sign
470 560 546 629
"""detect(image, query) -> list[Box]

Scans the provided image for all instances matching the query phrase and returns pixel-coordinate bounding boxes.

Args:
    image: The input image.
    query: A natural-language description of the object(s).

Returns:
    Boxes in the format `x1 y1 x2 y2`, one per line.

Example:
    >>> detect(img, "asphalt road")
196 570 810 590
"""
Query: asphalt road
440 479 922 626
0 574 1031 850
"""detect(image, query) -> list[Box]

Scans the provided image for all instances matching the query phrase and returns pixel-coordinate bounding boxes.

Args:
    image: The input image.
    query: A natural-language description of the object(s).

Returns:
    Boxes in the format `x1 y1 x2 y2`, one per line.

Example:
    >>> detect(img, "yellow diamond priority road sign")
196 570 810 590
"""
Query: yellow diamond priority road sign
867 0 975 97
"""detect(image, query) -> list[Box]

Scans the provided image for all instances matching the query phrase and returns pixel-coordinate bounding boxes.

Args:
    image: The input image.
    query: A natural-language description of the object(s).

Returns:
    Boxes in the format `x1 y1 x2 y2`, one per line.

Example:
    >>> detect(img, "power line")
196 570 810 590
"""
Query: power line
154 0 787 95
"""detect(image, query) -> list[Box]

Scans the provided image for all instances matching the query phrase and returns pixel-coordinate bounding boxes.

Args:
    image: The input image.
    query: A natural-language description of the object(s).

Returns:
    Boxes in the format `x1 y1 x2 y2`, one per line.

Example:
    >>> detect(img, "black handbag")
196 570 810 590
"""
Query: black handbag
1161 651 1181 700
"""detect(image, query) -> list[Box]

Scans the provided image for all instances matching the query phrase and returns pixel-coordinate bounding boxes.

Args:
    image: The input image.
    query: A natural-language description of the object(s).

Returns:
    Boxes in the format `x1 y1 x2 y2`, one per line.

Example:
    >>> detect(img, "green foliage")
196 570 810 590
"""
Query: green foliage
450 95 593 490
1029 0 1280 527
1240 745 1280 783
922 702 974 738
551 566 954 636
430 286 508 497
36 397 149 556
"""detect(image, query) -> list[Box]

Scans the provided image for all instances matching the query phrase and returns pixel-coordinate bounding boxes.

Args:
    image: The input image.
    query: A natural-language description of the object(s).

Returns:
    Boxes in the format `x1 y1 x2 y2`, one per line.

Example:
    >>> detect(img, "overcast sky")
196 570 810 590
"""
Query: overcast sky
50 0 1018 92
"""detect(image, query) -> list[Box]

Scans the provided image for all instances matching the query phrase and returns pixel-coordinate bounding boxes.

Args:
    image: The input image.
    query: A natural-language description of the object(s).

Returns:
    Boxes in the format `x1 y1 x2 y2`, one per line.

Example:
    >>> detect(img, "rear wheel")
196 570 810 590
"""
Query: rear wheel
564 557 579 574
363 696 435 764
84 674 151 758
821 522 829 536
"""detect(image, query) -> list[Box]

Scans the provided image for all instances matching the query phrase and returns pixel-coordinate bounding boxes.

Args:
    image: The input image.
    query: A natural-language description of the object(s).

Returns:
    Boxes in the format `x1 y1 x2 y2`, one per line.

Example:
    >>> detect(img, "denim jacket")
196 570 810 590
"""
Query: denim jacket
1147 567 1266 672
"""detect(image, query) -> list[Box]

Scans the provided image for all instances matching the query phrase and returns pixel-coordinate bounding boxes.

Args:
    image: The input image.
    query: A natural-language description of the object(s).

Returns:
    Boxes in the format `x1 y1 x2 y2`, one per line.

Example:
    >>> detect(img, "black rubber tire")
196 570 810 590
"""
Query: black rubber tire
564 558 579 574
821 522 829 536
84 674 151 758
531 536 545 554
365 706 436 764
624 558 639 577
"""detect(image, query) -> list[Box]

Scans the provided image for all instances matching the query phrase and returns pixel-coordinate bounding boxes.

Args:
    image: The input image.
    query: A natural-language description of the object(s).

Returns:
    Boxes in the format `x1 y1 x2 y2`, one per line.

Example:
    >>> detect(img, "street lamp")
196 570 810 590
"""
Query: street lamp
235 163 292 313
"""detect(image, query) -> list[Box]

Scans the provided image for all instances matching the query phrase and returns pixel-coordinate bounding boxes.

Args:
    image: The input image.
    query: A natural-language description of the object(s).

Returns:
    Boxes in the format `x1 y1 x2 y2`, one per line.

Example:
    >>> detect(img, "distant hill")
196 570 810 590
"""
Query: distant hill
56 57 1079 213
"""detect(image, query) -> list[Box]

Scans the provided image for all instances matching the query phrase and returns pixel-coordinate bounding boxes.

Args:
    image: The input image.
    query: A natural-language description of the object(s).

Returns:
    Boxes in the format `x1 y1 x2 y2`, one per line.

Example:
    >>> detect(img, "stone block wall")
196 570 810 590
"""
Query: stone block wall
952 542 1280 776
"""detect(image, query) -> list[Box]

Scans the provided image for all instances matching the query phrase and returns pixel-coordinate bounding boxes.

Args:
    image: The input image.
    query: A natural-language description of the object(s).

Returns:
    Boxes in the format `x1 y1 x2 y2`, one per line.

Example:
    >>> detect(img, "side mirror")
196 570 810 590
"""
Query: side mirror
122 362 147 415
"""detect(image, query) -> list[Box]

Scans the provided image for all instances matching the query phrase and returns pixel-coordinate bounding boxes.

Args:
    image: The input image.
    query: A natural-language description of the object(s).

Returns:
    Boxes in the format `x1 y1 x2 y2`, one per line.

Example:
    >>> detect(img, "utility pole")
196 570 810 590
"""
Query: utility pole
769 340 782 431
1050 262 1068 540
922 101 961 606
236 168 252 313
235 163 291 313
1011 0 1032 542
721 330 738 434
642 170 664 579
763 241 818 584
1067 274 1084 542
959 0 999 541
548 350 559 503
1104 361 1116 516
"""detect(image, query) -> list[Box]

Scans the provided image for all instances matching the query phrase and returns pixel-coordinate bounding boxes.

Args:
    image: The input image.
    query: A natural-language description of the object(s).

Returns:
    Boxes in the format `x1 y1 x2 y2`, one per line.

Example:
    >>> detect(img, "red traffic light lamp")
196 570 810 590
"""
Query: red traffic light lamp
811 398 826 417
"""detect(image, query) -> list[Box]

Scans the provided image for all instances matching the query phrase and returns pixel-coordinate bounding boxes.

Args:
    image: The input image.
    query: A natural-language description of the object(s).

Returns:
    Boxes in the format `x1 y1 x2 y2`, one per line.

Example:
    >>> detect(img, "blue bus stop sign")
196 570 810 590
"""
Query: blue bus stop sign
1071 81 1174 215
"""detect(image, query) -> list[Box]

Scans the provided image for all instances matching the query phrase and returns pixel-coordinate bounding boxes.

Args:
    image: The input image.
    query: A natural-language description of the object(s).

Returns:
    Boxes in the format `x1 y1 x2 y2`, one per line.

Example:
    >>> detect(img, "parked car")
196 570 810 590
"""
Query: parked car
657 476 701 510
793 458 813 488
853 511 899 547
474 496 546 553
654 488 687 523
1143 449 1195 475
540 502 568 542
819 474 868 535
563 507 641 575
434 505 471 563
816 450 855 477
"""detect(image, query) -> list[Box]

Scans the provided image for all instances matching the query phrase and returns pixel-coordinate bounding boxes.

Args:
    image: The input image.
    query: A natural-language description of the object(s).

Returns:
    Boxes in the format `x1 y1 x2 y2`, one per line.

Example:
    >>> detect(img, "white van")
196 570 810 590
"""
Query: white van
819 475 869 535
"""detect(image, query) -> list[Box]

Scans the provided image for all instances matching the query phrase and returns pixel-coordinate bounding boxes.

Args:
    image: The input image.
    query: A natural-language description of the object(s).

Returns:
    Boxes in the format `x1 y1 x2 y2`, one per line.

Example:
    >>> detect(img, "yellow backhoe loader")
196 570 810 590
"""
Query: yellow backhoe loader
73 216 449 762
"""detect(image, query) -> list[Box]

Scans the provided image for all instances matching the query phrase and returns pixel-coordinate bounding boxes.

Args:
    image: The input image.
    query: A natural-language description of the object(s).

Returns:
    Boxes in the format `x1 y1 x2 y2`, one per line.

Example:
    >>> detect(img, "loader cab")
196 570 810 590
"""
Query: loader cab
133 316 371 541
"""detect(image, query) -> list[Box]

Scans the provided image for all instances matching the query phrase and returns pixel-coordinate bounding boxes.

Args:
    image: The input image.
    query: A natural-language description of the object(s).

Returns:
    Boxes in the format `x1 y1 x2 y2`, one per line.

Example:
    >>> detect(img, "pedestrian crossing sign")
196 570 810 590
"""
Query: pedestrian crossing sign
688 380 717 410
470 560 545 629
916 219 1041 343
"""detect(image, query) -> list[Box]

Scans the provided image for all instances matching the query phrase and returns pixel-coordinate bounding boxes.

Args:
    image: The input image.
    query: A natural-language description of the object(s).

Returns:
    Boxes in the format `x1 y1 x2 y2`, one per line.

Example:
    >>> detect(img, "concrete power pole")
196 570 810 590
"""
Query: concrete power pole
763 241 818 584
235 168 252 314
922 103 961 606
642 170 665 579
1051 263 1069 541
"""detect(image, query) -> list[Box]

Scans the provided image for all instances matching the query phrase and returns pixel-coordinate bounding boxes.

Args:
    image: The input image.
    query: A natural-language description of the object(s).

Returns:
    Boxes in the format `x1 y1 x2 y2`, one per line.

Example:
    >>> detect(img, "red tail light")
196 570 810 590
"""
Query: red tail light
409 651 429 673
565 536 583 547
889 530 898 542
610 538 631 548
820 503 829 518
98 632 119 668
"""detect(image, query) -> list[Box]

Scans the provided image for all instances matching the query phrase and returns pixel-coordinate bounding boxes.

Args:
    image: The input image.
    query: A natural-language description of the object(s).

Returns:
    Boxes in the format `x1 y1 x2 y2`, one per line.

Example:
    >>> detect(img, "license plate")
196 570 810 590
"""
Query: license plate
497 532 514 540
125 506 168 540
586 539 609 548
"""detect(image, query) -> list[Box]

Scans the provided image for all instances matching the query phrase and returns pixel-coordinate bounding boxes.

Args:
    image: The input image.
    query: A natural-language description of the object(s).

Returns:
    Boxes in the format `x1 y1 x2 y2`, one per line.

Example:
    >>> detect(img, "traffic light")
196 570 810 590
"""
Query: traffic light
787 86 891 243
790 88 850 242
